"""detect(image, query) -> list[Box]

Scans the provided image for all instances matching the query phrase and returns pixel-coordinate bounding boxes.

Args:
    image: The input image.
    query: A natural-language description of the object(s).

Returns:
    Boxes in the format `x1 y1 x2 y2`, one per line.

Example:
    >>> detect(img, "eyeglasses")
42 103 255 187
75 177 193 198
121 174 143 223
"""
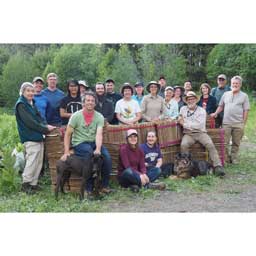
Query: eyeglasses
218 78 225 81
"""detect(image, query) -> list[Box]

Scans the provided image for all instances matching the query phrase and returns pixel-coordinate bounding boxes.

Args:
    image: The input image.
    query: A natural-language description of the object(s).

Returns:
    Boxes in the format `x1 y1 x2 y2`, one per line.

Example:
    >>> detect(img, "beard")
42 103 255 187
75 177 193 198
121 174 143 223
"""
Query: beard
187 102 196 109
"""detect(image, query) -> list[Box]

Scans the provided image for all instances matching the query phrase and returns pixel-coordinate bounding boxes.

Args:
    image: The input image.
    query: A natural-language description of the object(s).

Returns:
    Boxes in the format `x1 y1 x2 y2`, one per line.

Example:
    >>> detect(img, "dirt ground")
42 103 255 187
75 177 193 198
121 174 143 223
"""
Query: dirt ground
105 142 256 212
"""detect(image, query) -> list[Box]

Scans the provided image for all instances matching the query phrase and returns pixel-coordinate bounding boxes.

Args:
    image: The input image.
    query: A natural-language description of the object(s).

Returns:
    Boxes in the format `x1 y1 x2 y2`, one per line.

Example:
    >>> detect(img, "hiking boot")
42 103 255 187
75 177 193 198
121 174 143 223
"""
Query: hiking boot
31 185 42 191
100 187 114 195
21 183 35 194
214 166 225 177
129 185 140 193
147 182 166 190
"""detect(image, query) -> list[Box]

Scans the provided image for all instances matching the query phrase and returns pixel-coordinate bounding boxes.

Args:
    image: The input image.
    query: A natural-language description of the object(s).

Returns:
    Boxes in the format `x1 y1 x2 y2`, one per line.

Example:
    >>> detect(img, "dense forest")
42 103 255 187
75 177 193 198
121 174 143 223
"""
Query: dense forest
0 44 255 107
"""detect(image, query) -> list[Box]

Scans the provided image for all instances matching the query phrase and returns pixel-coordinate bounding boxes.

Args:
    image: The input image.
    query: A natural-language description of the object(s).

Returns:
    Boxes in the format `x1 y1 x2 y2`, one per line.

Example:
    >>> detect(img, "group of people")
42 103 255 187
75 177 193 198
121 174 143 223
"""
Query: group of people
15 72 250 195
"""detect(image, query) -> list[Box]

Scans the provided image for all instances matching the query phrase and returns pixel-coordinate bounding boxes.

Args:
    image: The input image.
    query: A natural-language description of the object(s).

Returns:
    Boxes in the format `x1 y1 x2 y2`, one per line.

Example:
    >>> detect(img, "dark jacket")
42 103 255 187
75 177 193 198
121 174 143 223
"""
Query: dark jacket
106 92 122 124
15 96 49 143
95 95 114 123
197 95 217 114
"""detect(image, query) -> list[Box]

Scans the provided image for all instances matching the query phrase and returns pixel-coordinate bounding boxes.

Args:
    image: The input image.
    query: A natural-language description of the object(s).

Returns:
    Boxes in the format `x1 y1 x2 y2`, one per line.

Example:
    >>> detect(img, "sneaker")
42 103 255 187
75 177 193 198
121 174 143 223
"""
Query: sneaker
147 182 166 190
85 191 94 200
231 159 239 165
214 166 225 177
129 185 140 193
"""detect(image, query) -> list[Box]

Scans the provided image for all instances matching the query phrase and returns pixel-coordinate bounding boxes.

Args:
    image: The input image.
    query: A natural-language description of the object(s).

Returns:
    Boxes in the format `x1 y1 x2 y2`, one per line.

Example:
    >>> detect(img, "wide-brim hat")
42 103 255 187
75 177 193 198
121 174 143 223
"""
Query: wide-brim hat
184 91 199 103
165 86 174 92
121 83 134 95
146 81 160 93
173 85 185 92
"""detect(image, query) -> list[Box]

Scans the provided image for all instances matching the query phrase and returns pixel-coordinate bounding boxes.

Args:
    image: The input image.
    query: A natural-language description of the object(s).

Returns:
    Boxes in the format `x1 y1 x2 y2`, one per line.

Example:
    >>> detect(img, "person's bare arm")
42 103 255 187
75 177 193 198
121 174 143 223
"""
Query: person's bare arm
60 125 73 161
60 108 72 118
243 110 249 125
94 127 103 155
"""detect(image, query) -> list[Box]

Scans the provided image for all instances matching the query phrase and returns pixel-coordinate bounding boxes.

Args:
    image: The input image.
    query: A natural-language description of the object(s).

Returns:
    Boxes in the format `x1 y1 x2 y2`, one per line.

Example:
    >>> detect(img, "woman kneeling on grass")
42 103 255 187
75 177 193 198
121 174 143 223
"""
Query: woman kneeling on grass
15 82 56 194
140 131 173 178
118 129 166 192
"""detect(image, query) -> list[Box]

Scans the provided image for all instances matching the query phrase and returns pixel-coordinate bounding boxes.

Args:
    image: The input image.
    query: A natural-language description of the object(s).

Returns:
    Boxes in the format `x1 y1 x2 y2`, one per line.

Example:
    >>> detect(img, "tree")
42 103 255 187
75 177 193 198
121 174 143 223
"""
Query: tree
0 53 34 107
138 44 187 86
206 44 245 86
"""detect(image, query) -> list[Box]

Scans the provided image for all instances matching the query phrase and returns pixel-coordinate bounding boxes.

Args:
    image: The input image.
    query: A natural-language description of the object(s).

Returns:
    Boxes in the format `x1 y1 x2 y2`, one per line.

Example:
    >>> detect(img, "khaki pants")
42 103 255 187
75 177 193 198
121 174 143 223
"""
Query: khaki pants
180 132 222 167
222 123 244 162
22 141 44 185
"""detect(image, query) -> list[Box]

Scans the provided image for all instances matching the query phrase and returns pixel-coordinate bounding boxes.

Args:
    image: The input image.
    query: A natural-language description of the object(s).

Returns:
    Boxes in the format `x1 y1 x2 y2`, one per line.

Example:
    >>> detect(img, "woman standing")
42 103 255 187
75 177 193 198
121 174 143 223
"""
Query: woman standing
60 80 83 125
141 81 166 122
173 85 186 111
198 83 217 114
118 129 166 192
163 86 179 120
15 82 55 194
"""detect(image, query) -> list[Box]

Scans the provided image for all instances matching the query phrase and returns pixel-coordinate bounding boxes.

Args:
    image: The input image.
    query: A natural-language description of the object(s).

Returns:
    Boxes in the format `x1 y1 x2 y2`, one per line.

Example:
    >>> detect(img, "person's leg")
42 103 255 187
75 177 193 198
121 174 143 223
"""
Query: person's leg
31 142 44 186
180 134 196 153
146 167 161 183
161 163 174 177
231 123 244 163
197 133 222 167
118 168 141 188
99 145 112 188
73 142 94 192
22 142 43 186
222 124 232 162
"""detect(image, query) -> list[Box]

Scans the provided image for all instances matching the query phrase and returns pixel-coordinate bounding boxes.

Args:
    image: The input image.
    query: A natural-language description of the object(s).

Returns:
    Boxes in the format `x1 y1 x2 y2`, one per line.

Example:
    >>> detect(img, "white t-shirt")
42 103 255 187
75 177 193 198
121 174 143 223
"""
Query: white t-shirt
115 98 141 120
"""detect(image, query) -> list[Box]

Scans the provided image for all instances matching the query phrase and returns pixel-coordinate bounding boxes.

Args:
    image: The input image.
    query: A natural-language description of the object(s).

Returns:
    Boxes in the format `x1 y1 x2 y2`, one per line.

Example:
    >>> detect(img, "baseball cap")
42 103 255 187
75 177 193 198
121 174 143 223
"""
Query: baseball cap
218 74 227 80
32 76 44 83
126 129 138 138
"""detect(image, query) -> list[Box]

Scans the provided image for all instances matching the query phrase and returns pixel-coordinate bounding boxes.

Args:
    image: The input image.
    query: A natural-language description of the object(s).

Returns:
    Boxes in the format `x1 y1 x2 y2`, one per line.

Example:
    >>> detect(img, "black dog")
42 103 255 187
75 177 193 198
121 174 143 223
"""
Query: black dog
173 152 212 179
55 154 103 200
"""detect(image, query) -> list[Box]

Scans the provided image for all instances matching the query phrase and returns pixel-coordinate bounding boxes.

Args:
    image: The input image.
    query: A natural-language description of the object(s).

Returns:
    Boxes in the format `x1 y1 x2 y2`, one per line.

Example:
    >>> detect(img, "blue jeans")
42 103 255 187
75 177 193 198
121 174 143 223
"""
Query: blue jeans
118 167 161 188
73 142 112 192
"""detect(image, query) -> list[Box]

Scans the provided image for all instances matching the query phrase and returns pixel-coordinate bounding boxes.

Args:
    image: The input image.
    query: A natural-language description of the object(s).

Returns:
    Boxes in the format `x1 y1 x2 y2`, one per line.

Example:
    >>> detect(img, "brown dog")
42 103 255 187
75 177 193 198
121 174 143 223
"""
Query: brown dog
55 154 103 200
171 152 212 180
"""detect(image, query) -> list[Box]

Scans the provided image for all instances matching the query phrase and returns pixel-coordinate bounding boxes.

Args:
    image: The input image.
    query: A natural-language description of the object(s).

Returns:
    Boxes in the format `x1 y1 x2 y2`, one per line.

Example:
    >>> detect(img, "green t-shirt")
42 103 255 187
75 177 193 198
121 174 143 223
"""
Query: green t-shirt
68 110 104 146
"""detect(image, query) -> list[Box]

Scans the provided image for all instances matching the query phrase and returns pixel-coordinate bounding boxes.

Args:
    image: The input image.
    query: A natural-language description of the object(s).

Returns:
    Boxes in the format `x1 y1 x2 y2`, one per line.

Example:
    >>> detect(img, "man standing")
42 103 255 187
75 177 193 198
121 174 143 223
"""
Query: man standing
94 82 114 124
210 74 231 127
32 76 50 121
115 83 141 125
211 76 250 164
183 80 192 96
42 73 64 126
105 78 122 124
79 80 90 97
61 92 112 195
178 91 225 176
158 75 167 98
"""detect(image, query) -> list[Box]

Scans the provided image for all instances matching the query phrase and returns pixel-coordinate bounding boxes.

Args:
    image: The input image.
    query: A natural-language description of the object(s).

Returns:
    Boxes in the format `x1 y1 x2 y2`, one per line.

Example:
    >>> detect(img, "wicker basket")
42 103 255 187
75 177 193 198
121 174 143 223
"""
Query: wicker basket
155 120 182 148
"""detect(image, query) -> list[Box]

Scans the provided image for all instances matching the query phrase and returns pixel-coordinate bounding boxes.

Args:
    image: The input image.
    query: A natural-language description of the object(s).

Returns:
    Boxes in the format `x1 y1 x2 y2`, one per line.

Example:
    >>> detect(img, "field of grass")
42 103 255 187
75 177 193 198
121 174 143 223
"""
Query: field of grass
0 98 255 212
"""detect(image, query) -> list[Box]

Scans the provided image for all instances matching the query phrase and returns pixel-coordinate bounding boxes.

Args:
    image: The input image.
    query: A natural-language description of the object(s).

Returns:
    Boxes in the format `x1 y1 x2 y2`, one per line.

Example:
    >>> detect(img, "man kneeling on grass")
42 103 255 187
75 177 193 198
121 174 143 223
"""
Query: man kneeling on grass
178 91 225 177
117 129 166 192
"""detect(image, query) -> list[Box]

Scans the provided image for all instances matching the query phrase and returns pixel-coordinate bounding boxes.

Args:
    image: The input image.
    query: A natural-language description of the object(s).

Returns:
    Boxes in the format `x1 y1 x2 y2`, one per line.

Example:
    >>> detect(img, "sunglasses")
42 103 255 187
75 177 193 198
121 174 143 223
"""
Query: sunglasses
218 78 225 81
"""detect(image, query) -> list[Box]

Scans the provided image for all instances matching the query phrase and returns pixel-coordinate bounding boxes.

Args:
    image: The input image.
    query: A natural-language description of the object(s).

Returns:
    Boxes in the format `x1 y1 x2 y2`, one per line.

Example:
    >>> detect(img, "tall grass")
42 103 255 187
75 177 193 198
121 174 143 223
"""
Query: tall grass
245 96 256 142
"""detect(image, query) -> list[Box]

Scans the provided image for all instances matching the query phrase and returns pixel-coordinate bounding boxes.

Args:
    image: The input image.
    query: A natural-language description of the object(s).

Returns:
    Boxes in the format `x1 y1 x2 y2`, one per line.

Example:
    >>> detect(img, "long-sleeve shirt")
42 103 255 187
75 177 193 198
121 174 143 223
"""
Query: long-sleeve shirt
118 144 146 176
179 105 207 133
141 94 165 121
163 98 179 119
